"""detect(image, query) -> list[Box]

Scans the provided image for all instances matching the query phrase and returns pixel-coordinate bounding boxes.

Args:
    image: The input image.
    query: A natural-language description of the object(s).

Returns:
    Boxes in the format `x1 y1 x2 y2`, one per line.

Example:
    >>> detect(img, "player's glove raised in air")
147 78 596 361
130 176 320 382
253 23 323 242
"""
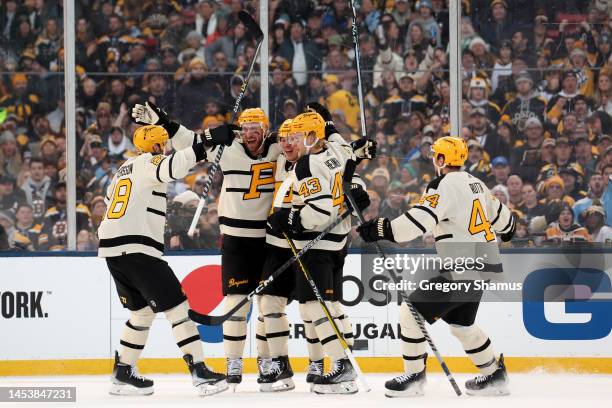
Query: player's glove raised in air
131 101 179 135
351 139 377 162
357 218 395 242
305 101 339 138
267 208 304 236
201 124 240 147
346 184 370 212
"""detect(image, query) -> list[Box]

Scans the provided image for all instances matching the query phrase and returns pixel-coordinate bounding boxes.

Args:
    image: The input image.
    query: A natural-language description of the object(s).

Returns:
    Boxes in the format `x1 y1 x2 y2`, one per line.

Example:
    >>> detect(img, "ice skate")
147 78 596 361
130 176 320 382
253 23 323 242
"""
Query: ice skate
306 359 324 392
109 351 154 396
312 358 358 395
258 356 295 392
465 354 510 396
183 354 228 396
257 356 272 383
226 358 243 392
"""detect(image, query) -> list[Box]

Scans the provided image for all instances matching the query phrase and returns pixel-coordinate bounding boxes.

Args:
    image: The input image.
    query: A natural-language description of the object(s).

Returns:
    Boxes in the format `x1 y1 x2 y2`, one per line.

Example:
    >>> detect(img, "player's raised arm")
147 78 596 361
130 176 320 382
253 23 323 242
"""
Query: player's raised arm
134 125 236 185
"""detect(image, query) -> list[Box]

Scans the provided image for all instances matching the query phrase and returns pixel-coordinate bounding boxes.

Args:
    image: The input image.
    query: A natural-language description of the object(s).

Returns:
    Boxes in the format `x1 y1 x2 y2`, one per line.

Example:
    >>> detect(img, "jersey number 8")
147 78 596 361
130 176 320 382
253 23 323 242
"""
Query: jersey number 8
106 179 132 219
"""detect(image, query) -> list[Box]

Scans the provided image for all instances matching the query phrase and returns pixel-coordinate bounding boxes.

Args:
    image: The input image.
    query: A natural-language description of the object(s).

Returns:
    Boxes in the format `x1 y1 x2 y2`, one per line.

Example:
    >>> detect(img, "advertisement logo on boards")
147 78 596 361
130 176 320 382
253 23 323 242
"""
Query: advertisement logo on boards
522 268 612 340
0 291 47 318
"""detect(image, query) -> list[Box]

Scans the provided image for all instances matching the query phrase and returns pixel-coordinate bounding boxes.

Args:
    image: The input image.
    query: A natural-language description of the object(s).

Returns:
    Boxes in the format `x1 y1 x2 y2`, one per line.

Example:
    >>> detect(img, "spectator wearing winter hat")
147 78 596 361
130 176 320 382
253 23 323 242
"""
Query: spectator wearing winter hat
501 72 547 132
546 70 582 125
480 0 517 52
175 57 223 128
544 203 591 243
490 156 511 187
583 205 612 243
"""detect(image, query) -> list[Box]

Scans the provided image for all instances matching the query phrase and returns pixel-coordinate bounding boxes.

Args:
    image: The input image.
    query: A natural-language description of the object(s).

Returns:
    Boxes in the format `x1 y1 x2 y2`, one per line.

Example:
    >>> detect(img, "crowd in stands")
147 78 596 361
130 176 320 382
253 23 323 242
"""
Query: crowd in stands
1 0 612 251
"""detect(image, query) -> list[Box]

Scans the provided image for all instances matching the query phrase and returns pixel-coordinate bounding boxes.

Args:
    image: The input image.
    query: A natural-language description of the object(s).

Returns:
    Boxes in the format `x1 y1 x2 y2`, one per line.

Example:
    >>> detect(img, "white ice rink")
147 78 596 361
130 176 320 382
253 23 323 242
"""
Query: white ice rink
1 372 610 408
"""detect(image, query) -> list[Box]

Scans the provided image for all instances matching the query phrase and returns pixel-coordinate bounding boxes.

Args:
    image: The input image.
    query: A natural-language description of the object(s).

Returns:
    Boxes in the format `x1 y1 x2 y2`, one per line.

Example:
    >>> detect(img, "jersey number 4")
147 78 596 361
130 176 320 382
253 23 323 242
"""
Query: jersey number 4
468 199 494 241
106 179 132 219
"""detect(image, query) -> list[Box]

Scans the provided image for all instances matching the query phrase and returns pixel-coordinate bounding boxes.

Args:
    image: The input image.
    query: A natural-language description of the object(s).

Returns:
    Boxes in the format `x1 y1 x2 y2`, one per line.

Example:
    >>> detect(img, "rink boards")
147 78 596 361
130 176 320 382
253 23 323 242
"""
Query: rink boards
0 251 610 376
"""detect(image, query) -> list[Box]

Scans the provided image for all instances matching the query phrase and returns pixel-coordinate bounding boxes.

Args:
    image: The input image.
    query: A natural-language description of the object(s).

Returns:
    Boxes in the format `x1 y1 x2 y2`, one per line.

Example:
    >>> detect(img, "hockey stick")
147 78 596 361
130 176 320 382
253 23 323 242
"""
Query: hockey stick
342 164 463 396
188 210 352 326
187 11 265 237
349 0 367 140
283 232 371 393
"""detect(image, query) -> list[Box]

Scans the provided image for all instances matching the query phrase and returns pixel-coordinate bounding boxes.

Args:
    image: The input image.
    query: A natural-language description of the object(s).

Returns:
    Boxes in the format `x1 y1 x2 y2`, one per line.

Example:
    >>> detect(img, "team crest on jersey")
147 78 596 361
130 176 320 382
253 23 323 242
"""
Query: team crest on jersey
151 155 163 166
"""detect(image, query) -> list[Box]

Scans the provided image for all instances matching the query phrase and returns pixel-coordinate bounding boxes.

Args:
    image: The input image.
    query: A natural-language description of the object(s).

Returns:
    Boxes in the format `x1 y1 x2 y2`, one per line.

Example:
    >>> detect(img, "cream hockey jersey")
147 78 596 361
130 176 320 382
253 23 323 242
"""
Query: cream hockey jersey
97 138 202 259
266 135 361 250
171 125 281 239
288 140 362 252
390 171 514 279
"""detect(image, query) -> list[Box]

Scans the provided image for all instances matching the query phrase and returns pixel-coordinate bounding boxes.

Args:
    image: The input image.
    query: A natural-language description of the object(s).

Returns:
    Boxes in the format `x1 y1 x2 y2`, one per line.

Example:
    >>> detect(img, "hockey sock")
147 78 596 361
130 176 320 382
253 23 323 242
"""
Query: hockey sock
119 306 155 366
223 294 251 359
260 295 290 358
165 300 204 363
332 301 354 348
255 296 270 359
302 301 345 361
300 303 324 361
399 302 427 374
450 324 498 375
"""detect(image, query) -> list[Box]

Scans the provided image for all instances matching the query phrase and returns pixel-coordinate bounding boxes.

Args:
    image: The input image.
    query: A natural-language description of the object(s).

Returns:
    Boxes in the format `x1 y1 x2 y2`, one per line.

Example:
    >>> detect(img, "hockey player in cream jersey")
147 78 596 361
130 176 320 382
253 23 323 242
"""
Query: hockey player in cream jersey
98 124 236 397
267 111 371 395
130 102 278 389
358 136 515 397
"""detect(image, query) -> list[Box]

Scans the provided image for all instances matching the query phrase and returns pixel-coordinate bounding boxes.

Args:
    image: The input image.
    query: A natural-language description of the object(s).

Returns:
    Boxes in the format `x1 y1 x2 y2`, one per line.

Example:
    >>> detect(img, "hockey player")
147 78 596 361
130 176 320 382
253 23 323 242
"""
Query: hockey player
130 102 279 390
98 123 236 396
357 136 515 397
258 109 373 393
267 112 370 395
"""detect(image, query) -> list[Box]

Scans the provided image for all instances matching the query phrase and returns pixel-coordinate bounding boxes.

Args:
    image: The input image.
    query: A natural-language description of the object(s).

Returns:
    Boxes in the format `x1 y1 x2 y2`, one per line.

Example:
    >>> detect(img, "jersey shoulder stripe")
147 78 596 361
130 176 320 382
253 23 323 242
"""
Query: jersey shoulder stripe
413 205 439 224
404 211 426 233
491 200 503 225
426 173 446 192
155 157 167 182
295 155 312 180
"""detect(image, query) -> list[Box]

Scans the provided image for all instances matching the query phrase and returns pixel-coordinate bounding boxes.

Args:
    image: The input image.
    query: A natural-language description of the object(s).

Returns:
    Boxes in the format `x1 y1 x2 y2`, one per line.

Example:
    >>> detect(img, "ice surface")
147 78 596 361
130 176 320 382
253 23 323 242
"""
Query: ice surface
0 373 610 407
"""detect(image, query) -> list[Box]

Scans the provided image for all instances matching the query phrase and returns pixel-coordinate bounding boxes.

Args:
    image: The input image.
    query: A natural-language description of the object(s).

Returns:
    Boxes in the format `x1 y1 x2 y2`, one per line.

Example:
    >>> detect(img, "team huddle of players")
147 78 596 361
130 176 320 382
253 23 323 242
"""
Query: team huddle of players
97 98 514 398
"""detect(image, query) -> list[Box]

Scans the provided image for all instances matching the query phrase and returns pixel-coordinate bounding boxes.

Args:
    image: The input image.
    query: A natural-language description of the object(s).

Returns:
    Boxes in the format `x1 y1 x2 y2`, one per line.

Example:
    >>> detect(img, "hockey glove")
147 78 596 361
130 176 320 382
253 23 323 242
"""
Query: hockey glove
131 101 179 136
267 208 304 236
201 124 240 147
351 139 377 162
357 218 395 242
305 101 339 139
346 184 370 212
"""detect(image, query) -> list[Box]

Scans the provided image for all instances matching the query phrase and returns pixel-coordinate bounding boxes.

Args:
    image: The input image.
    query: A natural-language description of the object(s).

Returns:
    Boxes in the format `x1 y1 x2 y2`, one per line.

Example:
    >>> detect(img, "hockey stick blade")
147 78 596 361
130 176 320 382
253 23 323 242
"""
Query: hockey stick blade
238 10 264 42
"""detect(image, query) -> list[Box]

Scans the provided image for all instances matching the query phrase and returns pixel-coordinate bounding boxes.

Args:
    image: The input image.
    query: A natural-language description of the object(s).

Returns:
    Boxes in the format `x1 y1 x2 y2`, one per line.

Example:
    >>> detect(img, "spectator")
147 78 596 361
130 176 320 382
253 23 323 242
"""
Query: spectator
471 107 508 159
501 72 547 131
379 181 408 219
278 20 321 93
490 156 511 187
506 174 523 208
0 130 21 179
20 156 51 218
573 172 606 223
0 210 14 250
9 203 39 251
583 205 612 243
1 73 39 127
195 0 218 42
519 182 546 224
544 203 591 243
205 19 248 68
480 0 517 52
175 57 223 128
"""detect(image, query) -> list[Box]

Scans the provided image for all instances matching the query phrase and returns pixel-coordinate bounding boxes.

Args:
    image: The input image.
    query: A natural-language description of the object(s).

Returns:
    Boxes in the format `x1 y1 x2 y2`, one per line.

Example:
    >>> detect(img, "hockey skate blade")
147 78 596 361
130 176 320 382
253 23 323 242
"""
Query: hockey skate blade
197 380 229 397
466 385 510 397
313 381 358 395
109 383 153 396
259 378 295 393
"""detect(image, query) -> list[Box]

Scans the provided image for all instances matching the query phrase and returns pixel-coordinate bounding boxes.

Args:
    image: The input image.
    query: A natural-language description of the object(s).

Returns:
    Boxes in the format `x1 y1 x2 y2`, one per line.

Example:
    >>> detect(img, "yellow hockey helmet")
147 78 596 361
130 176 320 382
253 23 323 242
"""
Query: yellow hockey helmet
431 136 468 167
278 118 293 138
291 112 325 140
133 125 169 153
238 107 269 130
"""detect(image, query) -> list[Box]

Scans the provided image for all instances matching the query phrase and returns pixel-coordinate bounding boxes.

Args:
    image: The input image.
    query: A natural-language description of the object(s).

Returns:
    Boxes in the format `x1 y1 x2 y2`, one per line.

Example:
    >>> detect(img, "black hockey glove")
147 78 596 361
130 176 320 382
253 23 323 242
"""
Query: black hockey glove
201 124 240 147
346 184 370 212
267 208 304 236
499 214 516 242
131 101 180 136
357 217 395 243
351 139 377 162
306 101 339 138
